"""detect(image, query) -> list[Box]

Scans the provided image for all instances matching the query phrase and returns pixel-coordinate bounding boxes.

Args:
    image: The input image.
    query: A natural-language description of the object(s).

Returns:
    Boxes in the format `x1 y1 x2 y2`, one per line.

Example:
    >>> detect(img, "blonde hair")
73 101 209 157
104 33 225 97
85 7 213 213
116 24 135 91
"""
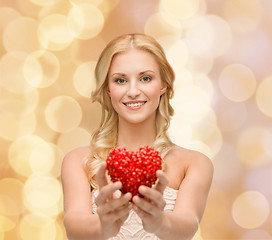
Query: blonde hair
87 33 175 189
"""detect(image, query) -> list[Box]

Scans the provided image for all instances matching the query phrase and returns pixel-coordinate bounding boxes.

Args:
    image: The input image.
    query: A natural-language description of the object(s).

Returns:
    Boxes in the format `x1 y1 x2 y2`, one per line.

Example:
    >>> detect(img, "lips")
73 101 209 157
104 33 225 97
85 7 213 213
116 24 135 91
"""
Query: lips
123 101 146 108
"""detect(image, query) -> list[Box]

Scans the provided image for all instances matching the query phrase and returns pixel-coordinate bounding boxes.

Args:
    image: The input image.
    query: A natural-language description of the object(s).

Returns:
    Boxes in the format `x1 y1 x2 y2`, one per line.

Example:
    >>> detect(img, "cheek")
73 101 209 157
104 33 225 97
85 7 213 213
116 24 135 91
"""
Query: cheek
146 88 162 108
148 85 162 99
108 86 123 105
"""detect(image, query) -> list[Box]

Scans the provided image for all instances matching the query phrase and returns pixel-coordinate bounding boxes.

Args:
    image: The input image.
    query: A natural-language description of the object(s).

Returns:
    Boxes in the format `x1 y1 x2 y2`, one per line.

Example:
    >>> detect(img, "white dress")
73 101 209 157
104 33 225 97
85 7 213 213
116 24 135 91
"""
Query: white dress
91 186 179 240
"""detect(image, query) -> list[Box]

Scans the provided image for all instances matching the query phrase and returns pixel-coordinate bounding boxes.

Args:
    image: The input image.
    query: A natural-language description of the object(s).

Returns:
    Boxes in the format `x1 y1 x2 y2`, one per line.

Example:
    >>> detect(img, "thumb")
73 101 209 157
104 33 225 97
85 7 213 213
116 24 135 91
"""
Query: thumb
96 162 108 188
154 170 169 194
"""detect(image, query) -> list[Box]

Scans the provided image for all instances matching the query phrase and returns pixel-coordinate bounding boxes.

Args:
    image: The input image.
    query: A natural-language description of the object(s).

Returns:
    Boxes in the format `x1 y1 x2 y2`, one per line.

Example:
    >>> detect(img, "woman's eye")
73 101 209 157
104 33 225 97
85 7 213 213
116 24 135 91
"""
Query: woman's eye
141 76 151 82
115 78 126 84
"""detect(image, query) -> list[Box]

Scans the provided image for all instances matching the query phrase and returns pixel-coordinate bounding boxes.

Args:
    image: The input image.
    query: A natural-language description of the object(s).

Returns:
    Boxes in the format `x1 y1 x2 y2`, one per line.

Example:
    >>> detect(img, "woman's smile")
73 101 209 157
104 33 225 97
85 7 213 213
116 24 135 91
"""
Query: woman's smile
123 101 147 109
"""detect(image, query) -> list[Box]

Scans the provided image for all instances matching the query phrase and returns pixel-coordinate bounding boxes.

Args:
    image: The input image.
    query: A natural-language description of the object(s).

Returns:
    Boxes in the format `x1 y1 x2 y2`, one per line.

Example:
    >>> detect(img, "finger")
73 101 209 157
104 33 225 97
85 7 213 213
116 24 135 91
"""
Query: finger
95 182 122 206
107 202 133 223
134 188 165 215
133 204 148 219
138 186 166 209
98 192 132 216
97 162 108 188
133 195 157 217
105 192 132 212
119 202 132 223
154 170 169 194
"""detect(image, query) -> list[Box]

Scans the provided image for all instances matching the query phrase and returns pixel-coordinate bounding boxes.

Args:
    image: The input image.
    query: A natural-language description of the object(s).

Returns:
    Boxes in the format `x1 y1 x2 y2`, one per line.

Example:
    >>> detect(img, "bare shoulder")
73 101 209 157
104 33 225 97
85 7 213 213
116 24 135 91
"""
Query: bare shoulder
169 144 213 169
63 146 92 160
61 146 93 180
62 146 92 166
165 145 213 189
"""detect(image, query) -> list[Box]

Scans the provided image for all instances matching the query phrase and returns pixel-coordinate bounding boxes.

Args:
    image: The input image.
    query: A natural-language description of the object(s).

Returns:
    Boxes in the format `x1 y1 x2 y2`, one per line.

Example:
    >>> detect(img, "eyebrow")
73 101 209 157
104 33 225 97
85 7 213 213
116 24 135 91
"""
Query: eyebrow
110 70 155 78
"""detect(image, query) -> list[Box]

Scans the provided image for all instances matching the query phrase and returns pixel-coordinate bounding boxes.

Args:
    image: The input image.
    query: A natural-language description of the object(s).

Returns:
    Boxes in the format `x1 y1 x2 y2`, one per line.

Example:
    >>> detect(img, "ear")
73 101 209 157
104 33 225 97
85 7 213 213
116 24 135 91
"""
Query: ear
160 85 167 96
107 86 111 96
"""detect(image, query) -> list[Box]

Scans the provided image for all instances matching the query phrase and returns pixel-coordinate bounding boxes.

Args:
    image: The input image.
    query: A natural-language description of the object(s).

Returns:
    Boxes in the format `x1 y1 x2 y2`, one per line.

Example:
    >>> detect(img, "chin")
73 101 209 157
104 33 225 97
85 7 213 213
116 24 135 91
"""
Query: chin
125 118 146 125
119 115 147 125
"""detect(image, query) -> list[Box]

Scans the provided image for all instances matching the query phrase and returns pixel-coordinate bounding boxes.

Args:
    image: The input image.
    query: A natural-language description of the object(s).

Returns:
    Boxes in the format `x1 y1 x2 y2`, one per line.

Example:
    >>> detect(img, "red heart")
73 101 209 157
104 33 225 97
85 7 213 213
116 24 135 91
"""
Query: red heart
106 146 162 196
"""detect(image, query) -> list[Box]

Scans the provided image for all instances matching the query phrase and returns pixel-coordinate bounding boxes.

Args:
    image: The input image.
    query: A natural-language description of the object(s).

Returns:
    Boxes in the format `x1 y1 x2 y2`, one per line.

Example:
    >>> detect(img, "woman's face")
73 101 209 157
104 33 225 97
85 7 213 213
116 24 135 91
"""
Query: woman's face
107 48 166 125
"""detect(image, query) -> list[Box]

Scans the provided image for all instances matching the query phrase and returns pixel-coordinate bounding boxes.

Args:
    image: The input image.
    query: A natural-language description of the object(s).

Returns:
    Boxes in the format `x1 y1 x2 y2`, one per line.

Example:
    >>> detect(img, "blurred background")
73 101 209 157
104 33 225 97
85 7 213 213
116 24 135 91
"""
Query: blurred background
0 0 271 239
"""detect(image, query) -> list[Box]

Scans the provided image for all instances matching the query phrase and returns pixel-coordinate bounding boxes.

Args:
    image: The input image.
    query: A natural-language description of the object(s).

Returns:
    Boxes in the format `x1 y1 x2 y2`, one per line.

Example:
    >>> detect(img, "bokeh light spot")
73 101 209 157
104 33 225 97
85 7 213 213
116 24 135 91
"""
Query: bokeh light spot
0 7 21 36
187 54 214 74
57 127 91 155
160 0 200 20
0 178 24 217
194 122 223 158
38 14 74 51
165 39 189 72
237 126 269 167
193 73 214 98
0 215 16 232
29 0 59 7
185 15 232 58
171 84 212 125
3 17 42 53
171 68 193 90
169 123 193 148
23 50 60 88
0 195 19 219
67 3 104 39
47 144 64 178
45 96 82 133
188 140 213 159
19 214 56 240
8 135 46 177
0 52 34 94
219 64 256 102
98 0 120 15
256 76 272 118
0 88 39 117
0 111 36 141
29 142 55 174
144 13 182 39
23 175 62 210
70 0 103 6
232 191 270 229
73 61 96 97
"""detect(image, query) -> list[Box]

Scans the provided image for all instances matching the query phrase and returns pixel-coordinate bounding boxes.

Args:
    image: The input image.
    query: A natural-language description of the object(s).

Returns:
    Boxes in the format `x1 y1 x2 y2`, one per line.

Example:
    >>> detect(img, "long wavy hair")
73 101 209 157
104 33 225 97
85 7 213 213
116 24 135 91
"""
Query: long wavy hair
86 33 175 189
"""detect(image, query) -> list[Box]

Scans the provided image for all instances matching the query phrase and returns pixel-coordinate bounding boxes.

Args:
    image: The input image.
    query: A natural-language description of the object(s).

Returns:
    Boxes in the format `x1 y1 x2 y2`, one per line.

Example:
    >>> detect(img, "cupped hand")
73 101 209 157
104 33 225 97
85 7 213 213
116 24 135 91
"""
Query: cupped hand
95 162 132 238
132 170 169 233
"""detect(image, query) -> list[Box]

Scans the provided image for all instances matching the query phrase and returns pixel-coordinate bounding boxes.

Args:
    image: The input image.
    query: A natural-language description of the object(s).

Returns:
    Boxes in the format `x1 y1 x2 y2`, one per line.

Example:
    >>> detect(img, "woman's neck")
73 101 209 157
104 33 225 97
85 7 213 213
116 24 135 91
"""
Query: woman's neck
117 117 157 152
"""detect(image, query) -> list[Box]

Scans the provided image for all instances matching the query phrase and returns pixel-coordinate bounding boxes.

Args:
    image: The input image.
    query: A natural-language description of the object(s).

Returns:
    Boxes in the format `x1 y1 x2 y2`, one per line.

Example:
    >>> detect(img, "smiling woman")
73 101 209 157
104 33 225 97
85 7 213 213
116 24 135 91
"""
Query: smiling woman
107 49 167 126
61 33 213 240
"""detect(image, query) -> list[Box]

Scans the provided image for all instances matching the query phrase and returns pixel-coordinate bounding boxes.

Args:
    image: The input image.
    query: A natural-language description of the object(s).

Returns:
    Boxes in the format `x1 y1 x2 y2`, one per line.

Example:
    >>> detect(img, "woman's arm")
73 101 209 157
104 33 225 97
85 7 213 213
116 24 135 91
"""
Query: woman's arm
133 150 214 240
61 147 105 240
61 147 131 240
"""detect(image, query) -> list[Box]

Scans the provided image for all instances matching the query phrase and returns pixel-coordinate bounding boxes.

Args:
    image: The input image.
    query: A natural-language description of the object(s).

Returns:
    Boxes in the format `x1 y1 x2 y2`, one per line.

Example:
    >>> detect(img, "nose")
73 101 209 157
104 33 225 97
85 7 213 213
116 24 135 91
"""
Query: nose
127 81 140 98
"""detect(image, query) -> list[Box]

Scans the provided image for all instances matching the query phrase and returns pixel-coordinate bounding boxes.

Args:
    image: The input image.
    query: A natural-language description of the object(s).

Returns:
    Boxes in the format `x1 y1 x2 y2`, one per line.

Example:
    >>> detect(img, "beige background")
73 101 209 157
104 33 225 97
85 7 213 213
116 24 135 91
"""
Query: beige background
0 0 272 239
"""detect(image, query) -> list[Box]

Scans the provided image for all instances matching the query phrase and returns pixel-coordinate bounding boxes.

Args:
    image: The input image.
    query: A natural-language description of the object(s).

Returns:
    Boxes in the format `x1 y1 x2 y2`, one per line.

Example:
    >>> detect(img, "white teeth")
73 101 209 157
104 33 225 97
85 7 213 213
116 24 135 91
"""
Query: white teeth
125 102 145 107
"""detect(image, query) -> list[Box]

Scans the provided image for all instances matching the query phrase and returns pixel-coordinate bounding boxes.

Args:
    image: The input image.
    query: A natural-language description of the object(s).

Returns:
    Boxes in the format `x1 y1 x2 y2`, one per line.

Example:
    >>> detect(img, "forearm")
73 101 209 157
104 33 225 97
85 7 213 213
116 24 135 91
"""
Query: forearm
154 212 199 240
64 212 106 240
